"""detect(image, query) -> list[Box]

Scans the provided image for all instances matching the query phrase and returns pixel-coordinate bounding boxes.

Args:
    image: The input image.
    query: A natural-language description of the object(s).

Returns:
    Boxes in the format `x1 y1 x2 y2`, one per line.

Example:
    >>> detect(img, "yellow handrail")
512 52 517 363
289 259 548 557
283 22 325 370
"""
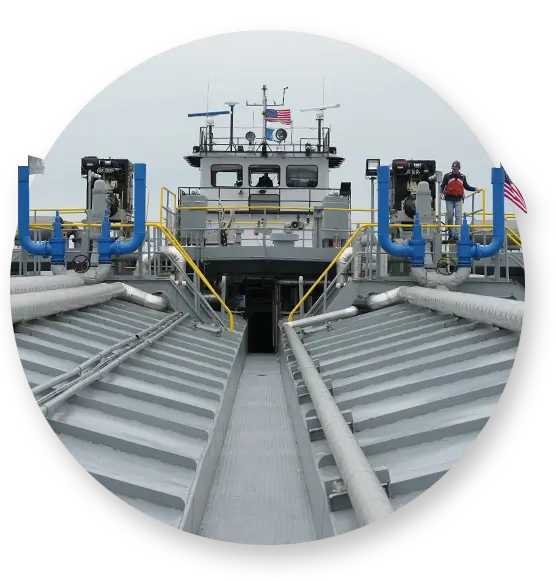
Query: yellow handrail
175 205 377 213
29 208 86 213
288 223 372 322
159 186 177 226
150 223 235 332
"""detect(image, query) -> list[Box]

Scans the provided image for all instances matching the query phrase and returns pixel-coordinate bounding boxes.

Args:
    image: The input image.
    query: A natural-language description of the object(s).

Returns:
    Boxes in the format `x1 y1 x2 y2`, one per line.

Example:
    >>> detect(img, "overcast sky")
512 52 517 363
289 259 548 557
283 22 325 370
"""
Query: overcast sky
30 31 496 219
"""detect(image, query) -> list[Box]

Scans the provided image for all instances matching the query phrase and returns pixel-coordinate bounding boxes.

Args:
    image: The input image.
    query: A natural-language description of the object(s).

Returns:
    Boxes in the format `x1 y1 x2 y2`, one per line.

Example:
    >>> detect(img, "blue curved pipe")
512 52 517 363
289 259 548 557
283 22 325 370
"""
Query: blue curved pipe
471 166 505 259
18 166 66 264
377 165 425 267
457 167 505 266
99 163 147 263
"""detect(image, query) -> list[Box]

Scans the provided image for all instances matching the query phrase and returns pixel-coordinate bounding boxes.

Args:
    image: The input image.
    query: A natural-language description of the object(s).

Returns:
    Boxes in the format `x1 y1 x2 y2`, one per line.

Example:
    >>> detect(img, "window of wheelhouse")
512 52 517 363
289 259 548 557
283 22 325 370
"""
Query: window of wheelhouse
286 165 318 187
249 165 280 188
211 164 243 187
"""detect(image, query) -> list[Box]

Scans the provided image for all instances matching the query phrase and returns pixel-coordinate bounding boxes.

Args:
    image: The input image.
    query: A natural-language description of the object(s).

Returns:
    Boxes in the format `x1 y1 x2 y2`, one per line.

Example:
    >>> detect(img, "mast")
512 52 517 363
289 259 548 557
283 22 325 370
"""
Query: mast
225 101 239 151
246 85 288 144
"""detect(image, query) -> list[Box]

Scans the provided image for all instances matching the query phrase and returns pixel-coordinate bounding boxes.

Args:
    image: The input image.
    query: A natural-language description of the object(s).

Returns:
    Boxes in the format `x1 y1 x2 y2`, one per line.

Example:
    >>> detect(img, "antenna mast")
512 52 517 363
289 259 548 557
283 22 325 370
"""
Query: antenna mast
300 103 340 151
246 85 288 143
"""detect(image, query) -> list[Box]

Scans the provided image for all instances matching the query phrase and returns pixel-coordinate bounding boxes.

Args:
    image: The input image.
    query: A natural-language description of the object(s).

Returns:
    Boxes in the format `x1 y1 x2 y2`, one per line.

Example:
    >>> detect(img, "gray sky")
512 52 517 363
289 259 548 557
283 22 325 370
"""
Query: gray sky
30 31 494 219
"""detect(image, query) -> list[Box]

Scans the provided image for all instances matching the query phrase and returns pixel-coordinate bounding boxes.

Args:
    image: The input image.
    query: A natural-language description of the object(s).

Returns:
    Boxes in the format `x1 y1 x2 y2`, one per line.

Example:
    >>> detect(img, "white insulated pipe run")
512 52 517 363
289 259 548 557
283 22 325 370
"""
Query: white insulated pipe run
11 283 126 324
40 312 185 416
51 264 113 284
365 286 523 332
10 273 85 295
11 282 169 324
411 266 472 290
282 323 394 527
289 306 359 329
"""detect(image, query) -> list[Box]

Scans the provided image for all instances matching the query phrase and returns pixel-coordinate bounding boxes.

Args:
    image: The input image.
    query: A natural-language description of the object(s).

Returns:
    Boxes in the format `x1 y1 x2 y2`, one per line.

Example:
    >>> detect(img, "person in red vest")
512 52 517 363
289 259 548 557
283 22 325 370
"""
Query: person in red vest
440 161 479 241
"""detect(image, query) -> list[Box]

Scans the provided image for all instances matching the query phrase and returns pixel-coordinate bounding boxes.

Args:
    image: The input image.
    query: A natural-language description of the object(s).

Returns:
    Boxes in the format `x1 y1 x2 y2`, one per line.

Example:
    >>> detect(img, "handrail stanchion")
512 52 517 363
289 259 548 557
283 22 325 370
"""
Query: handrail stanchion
147 223 235 332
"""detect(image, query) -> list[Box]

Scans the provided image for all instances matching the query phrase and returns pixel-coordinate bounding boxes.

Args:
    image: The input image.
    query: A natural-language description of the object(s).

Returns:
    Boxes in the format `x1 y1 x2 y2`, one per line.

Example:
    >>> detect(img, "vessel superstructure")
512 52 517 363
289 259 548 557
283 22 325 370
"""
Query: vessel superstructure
10 85 524 543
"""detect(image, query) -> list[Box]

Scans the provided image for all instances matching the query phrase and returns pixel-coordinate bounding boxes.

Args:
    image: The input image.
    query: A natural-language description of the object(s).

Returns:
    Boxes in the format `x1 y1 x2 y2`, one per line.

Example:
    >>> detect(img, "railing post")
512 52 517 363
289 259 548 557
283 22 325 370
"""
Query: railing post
298 276 304 317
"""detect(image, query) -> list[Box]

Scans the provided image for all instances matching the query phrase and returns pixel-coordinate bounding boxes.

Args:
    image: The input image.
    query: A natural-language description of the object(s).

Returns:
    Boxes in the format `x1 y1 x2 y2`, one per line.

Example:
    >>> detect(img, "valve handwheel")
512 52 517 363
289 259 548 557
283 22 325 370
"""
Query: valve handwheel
71 254 90 273
436 256 458 275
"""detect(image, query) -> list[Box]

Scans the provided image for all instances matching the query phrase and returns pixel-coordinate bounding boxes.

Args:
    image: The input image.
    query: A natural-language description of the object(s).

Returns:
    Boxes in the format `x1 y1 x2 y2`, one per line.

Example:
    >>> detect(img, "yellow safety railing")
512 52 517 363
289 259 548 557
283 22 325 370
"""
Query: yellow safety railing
159 186 177 228
288 223 372 322
27 185 524 332
287 219 522 320
153 223 235 332
24 217 235 333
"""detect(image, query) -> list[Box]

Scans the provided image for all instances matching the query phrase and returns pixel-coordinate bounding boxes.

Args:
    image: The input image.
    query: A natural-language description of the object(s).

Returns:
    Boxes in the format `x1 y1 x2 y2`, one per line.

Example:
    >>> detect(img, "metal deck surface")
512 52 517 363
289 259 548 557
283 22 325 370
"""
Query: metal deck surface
282 302 518 535
199 354 316 544
14 298 247 531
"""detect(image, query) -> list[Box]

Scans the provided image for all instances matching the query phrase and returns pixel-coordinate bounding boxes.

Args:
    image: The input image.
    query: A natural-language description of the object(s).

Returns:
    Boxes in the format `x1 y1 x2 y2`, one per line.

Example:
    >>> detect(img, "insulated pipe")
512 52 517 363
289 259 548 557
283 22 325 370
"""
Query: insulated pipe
39 312 185 416
411 266 472 290
32 311 183 396
289 306 359 329
120 284 169 311
283 323 395 526
12 282 169 324
336 246 353 287
10 273 84 295
136 245 187 281
361 286 523 332
51 264 112 285
11 283 127 324
352 237 363 279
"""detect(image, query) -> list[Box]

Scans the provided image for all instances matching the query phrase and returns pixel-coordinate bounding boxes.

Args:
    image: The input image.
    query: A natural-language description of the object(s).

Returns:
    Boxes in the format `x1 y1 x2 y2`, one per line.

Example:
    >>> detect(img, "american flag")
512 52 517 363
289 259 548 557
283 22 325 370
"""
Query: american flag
266 108 292 125
501 165 527 213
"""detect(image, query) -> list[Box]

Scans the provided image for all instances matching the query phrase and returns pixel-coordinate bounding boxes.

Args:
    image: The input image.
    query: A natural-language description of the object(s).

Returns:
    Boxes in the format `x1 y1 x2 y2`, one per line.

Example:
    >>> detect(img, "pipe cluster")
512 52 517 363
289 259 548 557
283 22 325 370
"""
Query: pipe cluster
376 165 506 289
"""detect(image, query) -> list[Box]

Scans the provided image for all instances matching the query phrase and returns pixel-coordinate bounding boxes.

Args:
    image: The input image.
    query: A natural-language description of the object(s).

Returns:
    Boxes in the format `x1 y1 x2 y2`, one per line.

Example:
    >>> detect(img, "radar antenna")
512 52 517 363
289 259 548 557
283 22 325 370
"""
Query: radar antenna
300 103 340 152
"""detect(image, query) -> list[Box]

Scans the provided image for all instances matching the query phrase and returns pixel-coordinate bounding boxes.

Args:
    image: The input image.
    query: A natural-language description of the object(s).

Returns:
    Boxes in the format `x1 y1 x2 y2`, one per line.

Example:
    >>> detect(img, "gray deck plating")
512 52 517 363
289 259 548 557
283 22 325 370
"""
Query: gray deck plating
199 354 316 544
282 302 518 536
14 298 247 530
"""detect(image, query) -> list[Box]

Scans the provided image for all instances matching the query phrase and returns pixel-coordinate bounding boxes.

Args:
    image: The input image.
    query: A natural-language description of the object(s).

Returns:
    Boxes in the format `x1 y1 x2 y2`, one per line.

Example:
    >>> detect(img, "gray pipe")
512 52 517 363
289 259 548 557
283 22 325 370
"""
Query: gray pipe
39 313 185 416
193 322 223 334
12 282 169 324
283 323 394 526
289 306 359 329
411 266 471 290
32 311 182 396
11 283 126 324
362 286 523 332
352 238 363 279
299 276 304 317
120 284 169 311
51 264 112 285
10 273 84 295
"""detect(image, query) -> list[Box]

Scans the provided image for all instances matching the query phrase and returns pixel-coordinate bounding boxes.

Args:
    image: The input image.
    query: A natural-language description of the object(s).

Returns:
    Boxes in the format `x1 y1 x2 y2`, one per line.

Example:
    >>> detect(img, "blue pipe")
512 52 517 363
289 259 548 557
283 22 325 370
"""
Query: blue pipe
457 167 505 267
18 166 66 264
99 163 147 263
377 165 425 267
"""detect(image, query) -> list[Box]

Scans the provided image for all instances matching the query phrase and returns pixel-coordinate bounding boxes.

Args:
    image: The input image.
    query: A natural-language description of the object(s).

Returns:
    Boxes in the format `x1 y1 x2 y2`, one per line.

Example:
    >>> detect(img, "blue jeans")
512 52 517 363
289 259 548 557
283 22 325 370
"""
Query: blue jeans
445 199 462 239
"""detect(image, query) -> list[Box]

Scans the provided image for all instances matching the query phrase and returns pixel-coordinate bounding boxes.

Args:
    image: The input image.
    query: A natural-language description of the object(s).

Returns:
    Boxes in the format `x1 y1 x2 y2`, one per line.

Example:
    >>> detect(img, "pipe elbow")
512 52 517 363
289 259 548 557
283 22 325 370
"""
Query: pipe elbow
19 236 51 257
110 234 145 256
411 267 471 290
377 234 411 258
471 236 504 260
